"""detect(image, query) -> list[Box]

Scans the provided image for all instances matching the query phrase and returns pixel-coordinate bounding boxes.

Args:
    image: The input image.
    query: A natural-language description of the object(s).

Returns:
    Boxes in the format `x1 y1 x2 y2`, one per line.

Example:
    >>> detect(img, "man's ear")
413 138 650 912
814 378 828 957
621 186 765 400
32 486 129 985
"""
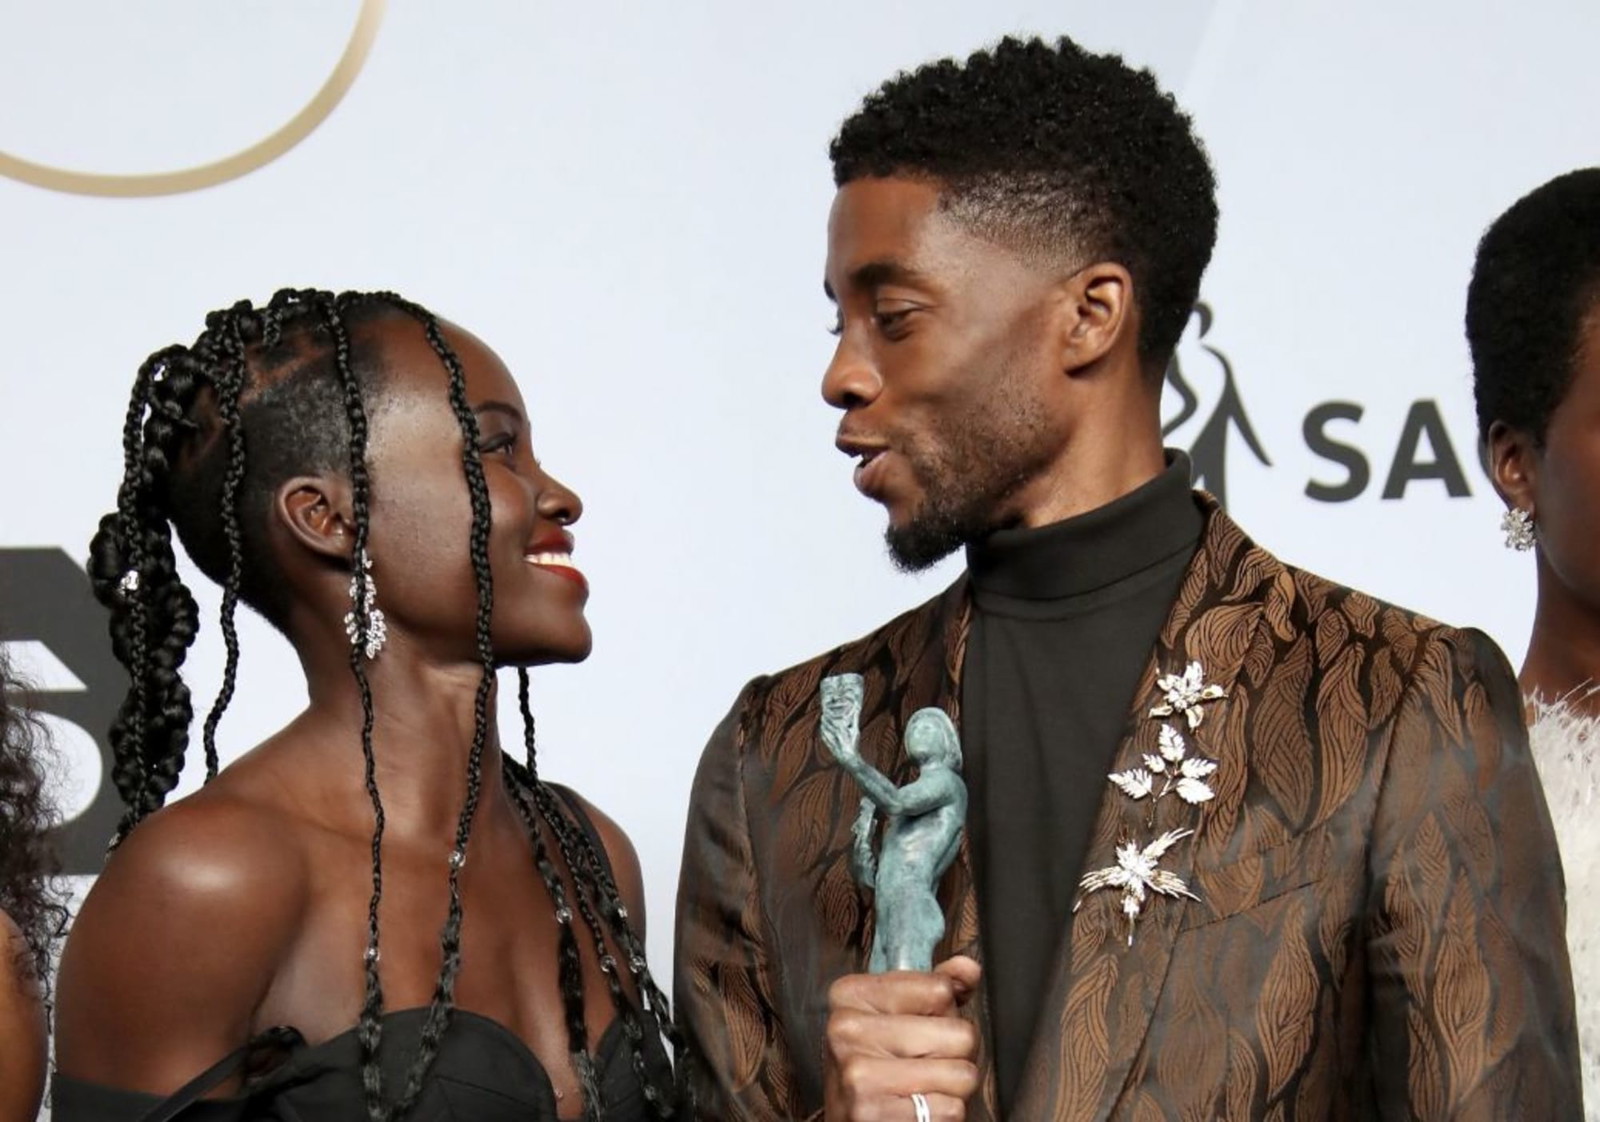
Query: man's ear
274 475 357 563
1487 420 1538 512
1055 260 1134 374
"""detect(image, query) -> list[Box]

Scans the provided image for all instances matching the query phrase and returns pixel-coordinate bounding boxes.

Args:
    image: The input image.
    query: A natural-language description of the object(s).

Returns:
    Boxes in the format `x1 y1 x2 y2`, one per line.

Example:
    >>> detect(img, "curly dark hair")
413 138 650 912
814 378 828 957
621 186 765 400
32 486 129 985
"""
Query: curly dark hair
1468 167 1600 442
829 34 1219 374
88 290 685 1119
0 644 68 996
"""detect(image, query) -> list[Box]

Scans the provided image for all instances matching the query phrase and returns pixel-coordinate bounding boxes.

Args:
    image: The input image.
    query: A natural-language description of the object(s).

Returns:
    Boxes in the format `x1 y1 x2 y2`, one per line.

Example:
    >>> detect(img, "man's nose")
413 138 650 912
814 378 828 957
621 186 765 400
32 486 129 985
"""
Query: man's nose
822 335 883 410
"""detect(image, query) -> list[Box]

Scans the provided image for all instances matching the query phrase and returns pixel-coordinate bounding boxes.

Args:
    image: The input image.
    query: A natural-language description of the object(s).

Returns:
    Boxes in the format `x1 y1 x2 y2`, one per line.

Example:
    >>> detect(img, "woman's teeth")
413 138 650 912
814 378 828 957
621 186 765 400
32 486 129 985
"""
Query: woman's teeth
524 552 575 568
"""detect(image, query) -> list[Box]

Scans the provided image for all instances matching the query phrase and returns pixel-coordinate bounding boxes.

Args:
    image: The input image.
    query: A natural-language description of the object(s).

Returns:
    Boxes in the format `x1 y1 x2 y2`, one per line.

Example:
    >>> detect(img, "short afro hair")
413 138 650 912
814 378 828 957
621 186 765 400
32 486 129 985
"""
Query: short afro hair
829 35 1218 373
1468 168 1600 444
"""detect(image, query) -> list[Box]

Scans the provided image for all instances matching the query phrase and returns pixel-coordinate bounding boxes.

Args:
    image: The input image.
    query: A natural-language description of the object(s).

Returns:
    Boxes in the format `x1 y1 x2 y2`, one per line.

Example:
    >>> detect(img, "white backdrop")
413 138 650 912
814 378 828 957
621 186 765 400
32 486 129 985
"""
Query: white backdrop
3 0 1596 1041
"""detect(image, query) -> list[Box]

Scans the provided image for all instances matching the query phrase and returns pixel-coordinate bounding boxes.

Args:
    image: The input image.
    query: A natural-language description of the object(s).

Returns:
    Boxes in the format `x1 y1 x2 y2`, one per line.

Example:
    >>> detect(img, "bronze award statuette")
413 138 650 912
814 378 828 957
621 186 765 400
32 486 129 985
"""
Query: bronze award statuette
819 673 967 973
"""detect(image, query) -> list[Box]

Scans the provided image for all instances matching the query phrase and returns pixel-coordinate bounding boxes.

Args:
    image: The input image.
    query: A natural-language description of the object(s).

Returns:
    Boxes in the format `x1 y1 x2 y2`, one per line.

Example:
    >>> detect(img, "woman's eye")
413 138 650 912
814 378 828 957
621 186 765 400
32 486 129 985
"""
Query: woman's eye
481 433 517 456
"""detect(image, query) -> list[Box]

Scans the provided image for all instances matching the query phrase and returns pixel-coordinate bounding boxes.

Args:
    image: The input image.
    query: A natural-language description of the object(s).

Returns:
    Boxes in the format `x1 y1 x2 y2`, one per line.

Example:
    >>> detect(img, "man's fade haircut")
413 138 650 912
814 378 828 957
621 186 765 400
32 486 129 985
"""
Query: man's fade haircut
829 35 1219 376
1468 168 1600 444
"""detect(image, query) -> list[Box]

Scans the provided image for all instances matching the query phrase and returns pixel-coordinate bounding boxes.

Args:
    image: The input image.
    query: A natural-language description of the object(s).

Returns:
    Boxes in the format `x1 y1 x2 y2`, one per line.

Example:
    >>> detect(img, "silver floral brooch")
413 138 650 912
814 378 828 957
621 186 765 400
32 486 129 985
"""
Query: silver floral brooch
1148 660 1226 730
1077 660 1225 945
1075 829 1199 944
1108 725 1217 810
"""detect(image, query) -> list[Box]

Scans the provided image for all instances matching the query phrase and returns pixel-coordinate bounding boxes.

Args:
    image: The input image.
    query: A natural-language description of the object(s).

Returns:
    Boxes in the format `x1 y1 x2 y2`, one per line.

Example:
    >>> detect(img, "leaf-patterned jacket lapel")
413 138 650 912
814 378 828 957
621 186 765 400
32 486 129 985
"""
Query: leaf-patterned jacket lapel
891 497 1266 1122
1006 497 1271 1121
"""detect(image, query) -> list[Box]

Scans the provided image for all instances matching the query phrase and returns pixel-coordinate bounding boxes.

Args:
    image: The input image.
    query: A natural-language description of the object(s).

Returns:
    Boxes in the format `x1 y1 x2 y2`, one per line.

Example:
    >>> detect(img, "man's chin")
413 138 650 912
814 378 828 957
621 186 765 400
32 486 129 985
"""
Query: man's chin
884 519 964 574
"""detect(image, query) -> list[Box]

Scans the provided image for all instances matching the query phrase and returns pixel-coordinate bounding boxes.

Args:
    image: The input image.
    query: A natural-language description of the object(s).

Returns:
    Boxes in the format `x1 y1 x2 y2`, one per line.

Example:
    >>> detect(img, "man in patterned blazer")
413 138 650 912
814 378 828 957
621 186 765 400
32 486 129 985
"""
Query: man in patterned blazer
674 35 1580 1122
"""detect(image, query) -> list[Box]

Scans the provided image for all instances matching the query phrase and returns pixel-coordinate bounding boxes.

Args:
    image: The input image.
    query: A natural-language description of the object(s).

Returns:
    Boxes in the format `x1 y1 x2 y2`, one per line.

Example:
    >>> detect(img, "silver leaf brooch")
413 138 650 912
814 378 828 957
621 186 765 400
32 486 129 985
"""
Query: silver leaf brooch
1076 660 1224 945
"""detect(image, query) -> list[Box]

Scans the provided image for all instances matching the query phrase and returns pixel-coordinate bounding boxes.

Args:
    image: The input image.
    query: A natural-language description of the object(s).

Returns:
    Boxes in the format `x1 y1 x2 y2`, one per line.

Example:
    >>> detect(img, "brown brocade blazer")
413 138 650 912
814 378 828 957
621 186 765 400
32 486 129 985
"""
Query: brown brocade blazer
674 498 1582 1121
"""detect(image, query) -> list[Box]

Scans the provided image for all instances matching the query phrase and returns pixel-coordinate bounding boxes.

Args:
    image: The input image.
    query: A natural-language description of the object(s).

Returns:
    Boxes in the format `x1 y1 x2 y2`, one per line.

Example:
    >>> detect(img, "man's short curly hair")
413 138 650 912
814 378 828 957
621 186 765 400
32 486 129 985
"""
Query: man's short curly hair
1468 168 1600 443
829 35 1218 374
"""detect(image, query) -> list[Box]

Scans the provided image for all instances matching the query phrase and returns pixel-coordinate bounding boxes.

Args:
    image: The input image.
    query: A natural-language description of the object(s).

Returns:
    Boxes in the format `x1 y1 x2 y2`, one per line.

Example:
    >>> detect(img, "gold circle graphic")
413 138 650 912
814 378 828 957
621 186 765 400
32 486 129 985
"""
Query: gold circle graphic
0 0 387 197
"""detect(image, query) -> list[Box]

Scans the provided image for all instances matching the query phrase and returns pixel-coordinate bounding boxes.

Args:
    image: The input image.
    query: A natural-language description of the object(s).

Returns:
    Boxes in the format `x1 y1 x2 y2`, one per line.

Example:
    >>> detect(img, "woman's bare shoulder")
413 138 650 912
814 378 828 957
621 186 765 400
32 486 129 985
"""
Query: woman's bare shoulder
53 784 312 1090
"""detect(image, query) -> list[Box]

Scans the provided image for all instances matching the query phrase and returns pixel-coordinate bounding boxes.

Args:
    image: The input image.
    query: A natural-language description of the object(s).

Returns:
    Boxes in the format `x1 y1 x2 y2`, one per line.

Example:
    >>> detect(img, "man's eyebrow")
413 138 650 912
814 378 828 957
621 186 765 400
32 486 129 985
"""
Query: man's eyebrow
824 259 929 303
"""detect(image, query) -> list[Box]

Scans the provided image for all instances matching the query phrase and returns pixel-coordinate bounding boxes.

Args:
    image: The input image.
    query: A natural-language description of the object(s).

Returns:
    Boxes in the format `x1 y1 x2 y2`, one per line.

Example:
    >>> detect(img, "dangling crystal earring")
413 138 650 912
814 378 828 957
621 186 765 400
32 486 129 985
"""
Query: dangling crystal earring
343 549 388 658
1501 507 1536 552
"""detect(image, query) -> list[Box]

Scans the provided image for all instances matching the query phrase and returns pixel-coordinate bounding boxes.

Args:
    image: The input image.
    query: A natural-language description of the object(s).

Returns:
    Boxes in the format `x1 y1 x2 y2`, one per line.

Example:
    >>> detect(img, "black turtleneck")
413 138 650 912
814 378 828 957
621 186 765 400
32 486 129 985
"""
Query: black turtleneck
961 453 1203 1116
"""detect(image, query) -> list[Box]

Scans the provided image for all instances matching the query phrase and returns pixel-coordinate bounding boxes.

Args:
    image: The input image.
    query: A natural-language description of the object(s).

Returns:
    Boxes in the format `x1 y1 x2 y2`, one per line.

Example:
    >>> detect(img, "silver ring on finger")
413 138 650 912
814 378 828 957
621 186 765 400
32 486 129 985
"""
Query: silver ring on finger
911 1091 932 1122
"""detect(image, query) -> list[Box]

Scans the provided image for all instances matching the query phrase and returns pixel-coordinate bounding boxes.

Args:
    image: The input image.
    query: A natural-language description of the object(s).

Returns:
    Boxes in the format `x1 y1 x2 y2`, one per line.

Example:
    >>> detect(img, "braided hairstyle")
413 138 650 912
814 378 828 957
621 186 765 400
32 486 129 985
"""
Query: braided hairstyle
88 289 685 1118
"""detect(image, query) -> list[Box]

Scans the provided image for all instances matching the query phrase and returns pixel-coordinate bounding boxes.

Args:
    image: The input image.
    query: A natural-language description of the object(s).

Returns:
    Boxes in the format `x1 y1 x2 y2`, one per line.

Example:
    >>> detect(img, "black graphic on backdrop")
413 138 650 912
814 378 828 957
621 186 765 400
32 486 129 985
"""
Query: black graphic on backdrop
1165 303 1489 505
1162 302 1271 509
1303 399 1486 502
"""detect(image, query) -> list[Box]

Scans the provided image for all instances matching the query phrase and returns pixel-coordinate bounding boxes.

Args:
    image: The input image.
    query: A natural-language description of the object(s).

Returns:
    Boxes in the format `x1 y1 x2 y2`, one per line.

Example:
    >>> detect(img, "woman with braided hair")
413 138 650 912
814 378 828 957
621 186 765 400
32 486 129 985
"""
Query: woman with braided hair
51 289 685 1120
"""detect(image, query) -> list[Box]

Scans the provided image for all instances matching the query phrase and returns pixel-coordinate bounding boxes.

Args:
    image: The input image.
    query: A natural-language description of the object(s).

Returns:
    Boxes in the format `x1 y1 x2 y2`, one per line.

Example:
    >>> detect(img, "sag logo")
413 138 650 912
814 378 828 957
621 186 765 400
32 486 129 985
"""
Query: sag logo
1162 303 1270 509
0 0 385 197
1301 398 1484 503
1162 304 1488 507
0 549 125 873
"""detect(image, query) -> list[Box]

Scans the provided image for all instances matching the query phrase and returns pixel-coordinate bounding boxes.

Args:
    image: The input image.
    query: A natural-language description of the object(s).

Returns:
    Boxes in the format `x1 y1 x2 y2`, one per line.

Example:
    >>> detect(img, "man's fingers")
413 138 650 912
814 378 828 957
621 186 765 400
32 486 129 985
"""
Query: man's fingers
832 1055 981 1106
933 956 981 1003
828 970 961 1016
906 1091 967 1122
827 1010 978 1062
823 972 982 1120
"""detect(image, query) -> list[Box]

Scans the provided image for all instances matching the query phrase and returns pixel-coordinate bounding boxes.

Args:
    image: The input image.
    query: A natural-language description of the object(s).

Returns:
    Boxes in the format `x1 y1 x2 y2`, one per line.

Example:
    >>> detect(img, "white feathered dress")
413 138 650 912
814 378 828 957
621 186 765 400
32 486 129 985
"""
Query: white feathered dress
1528 695 1600 1119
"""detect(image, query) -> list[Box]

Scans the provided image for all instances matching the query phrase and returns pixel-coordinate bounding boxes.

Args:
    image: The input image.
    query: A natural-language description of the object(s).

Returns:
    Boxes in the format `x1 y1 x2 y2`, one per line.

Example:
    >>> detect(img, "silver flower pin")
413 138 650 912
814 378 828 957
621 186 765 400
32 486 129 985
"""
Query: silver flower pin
1148 660 1226 730
1087 661 1226 945
1075 828 1199 946
1111 725 1217 807
1109 767 1155 800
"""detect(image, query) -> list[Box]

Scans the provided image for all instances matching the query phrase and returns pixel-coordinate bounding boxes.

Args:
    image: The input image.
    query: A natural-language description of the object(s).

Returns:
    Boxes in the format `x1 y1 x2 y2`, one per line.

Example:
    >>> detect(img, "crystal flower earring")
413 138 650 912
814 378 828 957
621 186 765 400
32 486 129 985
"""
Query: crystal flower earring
1501 507 1536 552
342 549 388 658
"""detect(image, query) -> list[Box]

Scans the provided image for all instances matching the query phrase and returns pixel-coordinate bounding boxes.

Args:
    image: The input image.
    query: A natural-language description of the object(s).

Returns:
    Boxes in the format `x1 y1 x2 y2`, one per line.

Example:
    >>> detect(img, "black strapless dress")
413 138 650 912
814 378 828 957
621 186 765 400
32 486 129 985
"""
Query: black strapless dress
52 1005 672 1120
51 785 674 1120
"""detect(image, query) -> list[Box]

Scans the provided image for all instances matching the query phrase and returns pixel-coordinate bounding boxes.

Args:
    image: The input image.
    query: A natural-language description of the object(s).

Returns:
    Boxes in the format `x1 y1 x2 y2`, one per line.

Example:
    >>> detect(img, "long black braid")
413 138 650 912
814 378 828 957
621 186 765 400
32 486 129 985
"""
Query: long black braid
89 288 685 1118
296 289 390 1122
350 293 499 1118
517 672 684 1058
91 344 206 841
197 307 251 781
541 789 656 1118
513 670 689 1117
510 673 607 1119
97 347 166 838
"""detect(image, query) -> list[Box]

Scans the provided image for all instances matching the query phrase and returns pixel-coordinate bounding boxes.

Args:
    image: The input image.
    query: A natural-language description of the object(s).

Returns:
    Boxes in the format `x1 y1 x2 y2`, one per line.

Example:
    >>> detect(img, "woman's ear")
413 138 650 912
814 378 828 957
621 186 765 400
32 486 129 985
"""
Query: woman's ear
1487 420 1538 513
274 475 358 563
